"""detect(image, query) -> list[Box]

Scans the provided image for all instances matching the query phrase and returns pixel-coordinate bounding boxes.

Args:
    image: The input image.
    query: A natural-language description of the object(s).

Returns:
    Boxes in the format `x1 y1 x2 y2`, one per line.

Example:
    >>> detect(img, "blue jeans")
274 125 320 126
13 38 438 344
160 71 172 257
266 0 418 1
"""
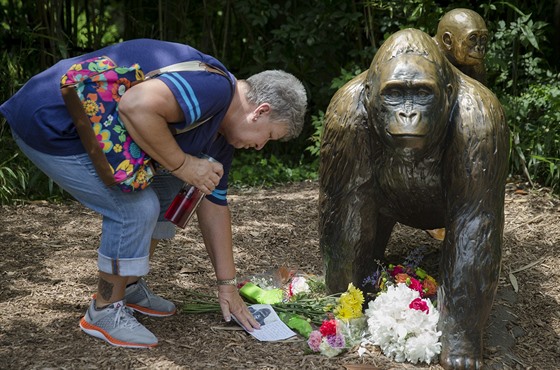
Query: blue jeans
13 132 183 276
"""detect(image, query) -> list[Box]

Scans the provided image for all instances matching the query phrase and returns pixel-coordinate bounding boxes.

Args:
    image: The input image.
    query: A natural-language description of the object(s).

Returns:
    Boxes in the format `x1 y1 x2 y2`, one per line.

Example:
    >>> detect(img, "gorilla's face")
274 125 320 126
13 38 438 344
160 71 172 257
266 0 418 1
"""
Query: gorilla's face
453 28 488 66
371 54 450 155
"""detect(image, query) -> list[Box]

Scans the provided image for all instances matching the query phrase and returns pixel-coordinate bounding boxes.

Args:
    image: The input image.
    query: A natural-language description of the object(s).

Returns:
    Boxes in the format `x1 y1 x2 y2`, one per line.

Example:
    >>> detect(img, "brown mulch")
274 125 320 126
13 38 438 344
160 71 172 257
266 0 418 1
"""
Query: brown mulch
0 181 559 370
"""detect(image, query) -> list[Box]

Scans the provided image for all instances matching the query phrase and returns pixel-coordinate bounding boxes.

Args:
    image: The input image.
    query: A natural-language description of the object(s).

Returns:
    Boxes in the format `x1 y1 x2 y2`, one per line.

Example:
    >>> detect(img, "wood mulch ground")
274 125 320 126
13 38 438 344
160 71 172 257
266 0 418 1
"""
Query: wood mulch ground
0 181 559 369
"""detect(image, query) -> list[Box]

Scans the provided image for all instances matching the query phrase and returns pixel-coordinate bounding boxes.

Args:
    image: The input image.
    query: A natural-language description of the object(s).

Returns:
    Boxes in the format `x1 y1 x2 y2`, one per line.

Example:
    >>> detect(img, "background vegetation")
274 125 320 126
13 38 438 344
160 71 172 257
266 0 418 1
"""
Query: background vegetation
1 0 559 203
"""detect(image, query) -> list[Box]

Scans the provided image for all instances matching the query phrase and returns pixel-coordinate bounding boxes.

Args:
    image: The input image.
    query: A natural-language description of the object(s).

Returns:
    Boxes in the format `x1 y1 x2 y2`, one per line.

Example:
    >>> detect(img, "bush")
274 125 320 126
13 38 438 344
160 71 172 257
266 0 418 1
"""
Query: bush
484 4 560 192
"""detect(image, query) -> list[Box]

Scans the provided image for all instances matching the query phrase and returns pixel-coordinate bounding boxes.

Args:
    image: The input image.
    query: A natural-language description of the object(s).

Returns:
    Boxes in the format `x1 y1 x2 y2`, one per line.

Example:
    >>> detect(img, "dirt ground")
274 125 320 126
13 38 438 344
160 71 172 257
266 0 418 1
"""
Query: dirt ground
0 181 559 370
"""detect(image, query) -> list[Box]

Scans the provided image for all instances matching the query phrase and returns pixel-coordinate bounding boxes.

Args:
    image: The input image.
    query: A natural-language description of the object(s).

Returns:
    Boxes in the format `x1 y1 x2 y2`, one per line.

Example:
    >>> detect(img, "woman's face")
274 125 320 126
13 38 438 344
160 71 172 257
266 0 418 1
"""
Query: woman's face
223 111 288 151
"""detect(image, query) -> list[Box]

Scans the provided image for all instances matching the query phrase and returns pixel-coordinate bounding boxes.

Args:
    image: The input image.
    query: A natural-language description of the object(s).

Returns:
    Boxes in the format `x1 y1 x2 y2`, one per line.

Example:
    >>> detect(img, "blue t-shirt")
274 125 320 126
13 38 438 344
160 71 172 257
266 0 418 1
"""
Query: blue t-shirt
0 39 235 205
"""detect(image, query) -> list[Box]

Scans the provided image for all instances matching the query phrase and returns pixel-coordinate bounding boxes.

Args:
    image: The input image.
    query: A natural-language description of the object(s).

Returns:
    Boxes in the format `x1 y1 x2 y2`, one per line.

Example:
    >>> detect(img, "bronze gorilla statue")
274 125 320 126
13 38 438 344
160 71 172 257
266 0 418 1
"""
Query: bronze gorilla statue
319 28 509 369
434 8 489 84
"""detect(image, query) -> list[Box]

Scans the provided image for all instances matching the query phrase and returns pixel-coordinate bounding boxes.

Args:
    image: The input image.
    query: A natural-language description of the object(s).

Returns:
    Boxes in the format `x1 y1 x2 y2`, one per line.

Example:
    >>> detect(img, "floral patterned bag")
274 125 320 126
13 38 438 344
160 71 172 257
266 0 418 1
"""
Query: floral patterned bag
60 56 227 192
61 56 151 192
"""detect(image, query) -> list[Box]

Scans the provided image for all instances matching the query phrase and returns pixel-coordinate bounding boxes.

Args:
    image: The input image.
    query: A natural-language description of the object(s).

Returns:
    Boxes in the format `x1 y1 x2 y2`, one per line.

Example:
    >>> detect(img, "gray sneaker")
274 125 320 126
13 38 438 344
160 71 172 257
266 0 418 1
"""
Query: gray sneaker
125 278 177 317
79 299 158 348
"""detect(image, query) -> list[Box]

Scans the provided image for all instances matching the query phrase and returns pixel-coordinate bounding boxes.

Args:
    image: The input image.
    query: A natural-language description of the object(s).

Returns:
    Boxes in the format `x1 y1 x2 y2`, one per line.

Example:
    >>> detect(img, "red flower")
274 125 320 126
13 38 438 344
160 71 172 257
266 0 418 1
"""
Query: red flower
408 277 424 296
319 319 337 337
409 298 429 314
390 265 404 277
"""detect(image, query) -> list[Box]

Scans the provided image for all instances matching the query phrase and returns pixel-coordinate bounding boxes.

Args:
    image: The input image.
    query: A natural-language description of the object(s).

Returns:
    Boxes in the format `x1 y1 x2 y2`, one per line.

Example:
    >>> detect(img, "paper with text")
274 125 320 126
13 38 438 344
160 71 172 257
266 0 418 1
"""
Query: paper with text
233 304 296 341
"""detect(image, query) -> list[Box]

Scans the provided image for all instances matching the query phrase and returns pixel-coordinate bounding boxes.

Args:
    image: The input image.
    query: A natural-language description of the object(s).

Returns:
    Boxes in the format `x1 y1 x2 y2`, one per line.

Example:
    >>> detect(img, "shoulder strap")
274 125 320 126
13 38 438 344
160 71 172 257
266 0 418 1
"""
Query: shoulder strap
145 60 232 134
145 61 229 79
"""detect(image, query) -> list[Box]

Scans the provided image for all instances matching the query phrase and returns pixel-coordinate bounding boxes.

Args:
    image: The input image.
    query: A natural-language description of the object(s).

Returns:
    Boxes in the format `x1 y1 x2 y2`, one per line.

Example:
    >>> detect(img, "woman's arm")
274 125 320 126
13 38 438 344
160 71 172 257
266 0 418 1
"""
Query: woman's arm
196 199 260 331
118 79 222 193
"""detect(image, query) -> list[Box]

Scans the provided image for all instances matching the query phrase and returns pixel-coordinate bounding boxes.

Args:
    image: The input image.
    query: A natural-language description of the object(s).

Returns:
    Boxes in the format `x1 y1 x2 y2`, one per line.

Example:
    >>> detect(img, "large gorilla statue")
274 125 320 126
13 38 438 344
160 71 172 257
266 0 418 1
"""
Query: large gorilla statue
319 28 509 369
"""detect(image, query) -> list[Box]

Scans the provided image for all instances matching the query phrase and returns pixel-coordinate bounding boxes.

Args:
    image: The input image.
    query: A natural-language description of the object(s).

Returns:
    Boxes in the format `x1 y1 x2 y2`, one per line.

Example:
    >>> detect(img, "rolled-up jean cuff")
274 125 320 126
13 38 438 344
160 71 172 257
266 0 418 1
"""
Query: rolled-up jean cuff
152 220 177 240
97 252 150 276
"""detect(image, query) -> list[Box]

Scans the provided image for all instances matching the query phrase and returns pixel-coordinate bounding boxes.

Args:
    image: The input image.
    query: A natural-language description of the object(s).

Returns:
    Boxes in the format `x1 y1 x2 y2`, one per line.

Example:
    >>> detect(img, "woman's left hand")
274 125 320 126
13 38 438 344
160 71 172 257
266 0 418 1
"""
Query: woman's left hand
218 285 260 331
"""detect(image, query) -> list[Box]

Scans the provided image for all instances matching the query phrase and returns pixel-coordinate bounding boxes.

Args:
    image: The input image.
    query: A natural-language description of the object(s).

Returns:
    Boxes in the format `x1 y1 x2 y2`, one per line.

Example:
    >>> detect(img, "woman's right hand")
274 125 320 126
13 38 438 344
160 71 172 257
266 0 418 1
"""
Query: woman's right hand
173 154 223 194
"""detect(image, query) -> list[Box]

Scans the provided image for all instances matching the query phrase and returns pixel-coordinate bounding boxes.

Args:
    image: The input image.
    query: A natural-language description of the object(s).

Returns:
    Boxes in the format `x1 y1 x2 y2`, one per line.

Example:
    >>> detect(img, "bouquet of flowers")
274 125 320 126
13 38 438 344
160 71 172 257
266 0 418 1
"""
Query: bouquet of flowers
360 247 442 364
363 283 441 364
182 267 338 326
182 248 441 364
307 283 367 357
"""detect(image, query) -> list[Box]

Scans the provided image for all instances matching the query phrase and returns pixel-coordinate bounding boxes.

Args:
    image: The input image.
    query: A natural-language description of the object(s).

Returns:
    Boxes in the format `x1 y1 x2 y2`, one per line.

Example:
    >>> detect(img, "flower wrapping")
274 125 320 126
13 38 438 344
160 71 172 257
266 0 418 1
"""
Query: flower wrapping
307 317 365 357
239 282 284 305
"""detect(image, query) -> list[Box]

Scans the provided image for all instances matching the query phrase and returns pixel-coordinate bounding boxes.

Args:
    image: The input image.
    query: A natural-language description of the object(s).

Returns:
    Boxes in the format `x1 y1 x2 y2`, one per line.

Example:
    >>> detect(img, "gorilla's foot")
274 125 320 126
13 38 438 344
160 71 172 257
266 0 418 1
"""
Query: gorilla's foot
439 330 483 370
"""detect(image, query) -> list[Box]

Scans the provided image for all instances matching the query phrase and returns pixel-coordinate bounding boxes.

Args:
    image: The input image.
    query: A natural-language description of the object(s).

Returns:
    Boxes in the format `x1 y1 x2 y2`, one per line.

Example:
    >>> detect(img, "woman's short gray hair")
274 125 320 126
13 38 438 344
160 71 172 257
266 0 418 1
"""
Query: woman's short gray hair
245 70 307 141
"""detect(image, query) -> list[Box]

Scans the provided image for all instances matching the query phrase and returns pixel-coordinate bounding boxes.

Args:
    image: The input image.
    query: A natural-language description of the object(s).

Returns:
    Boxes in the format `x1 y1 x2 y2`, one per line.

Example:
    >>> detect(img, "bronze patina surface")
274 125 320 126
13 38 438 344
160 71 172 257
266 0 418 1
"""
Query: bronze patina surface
319 28 509 369
434 8 489 84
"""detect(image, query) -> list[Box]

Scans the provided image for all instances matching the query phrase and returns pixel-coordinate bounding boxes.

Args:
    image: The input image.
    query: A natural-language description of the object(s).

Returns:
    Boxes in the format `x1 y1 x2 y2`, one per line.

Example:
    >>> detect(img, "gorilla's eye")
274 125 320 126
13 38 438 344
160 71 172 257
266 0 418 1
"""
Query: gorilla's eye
381 88 403 100
416 88 432 98
480 36 488 45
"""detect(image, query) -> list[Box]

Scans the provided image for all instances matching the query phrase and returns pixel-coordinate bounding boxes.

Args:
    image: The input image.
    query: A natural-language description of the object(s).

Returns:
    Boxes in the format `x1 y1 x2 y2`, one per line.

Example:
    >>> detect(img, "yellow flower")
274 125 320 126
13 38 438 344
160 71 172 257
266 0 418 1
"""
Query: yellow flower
135 168 147 183
92 122 112 152
116 160 134 174
135 67 145 81
334 283 364 321
83 99 99 116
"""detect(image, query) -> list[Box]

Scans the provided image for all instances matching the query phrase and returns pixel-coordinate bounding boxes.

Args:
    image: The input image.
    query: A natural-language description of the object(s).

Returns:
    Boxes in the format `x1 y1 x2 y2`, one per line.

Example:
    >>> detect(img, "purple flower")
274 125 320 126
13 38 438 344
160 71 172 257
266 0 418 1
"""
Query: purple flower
362 270 381 288
403 246 427 269
326 333 346 349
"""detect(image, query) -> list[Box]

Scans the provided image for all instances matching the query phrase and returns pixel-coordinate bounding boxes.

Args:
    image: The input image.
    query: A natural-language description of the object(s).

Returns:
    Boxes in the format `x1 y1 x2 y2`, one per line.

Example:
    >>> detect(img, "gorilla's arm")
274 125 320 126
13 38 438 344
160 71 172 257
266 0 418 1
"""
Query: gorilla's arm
319 72 395 293
439 77 509 365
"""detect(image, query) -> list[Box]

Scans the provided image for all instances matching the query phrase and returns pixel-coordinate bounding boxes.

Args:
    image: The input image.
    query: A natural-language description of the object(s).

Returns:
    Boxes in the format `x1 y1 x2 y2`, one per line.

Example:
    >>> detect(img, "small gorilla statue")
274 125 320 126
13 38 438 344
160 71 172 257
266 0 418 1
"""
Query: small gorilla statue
319 28 509 369
434 8 489 84
426 9 490 242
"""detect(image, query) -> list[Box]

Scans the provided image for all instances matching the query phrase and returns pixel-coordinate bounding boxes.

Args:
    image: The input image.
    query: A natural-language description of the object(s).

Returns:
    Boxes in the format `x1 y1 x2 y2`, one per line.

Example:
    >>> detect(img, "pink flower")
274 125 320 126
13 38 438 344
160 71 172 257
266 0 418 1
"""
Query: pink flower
307 330 322 352
122 136 145 165
319 319 337 337
408 277 424 296
409 297 430 314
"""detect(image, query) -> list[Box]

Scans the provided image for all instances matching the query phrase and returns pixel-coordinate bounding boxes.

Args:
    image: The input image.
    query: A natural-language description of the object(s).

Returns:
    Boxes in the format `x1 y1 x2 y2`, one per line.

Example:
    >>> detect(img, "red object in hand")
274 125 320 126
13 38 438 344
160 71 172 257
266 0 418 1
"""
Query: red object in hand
164 184 205 228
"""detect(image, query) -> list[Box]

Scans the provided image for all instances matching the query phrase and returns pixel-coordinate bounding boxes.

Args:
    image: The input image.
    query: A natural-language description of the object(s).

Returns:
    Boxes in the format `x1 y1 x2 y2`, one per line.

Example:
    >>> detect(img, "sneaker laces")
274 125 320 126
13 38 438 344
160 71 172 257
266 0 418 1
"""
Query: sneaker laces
113 304 141 329
135 279 154 303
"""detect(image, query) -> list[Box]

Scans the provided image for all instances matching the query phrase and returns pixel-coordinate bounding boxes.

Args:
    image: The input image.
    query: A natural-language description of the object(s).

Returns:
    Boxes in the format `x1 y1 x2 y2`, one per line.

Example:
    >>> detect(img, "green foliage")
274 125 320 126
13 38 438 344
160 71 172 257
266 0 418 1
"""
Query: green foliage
1 0 559 200
229 152 317 188
306 111 325 158
364 0 444 39
0 152 27 204
504 83 560 190
483 2 560 192
0 119 67 204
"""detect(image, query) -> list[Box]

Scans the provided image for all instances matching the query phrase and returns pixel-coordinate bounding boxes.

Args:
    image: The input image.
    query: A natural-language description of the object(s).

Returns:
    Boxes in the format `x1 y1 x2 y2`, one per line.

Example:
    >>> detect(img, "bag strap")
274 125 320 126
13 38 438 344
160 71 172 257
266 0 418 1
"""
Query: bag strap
144 60 232 134
145 60 229 80
60 87 118 186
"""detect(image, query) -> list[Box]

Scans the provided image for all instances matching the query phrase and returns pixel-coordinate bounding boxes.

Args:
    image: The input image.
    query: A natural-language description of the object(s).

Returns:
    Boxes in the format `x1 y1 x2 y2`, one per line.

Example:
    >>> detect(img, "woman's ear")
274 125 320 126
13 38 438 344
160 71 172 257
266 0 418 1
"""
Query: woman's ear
257 103 271 116
252 103 271 121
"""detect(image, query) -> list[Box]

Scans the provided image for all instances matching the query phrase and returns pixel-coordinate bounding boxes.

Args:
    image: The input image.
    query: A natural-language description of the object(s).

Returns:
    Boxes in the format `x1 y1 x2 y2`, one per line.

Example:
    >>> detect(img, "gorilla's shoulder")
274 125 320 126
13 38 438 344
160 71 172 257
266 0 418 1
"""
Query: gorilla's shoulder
457 74 500 103
324 71 368 129
453 74 506 134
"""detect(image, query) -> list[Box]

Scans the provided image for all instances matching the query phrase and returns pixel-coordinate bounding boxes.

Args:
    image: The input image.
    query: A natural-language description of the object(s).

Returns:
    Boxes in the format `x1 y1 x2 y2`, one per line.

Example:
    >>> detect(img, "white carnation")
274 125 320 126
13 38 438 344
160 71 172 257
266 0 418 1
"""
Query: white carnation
290 276 310 295
363 283 441 364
